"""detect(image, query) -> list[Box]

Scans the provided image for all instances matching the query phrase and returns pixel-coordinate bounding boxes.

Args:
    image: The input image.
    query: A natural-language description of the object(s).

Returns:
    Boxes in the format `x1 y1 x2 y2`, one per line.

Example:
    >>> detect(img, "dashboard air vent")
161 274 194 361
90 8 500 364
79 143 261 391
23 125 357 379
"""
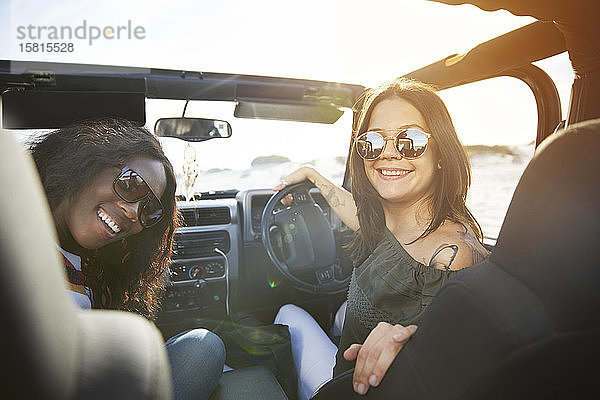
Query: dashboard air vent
179 207 231 227
173 231 231 259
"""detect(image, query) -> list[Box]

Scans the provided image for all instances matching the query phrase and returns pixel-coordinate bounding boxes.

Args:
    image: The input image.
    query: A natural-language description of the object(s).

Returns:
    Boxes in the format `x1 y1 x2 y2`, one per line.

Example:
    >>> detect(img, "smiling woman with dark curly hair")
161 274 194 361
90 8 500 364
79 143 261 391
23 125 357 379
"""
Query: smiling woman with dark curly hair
31 117 177 316
30 118 225 400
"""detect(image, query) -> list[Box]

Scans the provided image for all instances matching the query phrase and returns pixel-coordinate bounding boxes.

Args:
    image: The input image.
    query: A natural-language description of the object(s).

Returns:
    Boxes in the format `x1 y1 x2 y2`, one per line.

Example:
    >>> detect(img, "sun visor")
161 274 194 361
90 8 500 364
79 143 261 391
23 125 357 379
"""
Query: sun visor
2 90 145 129
234 100 344 124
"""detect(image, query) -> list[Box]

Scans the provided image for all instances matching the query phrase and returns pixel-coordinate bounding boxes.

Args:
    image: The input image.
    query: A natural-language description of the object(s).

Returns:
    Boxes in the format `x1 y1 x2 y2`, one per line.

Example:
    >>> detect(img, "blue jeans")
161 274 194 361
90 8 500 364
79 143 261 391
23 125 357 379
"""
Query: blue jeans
166 328 226 400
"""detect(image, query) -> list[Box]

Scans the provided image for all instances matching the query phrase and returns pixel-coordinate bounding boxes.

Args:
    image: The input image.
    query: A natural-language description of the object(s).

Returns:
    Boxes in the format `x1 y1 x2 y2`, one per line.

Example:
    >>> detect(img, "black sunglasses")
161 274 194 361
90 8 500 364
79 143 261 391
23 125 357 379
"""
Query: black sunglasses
113 166 164 228
355 128 432 160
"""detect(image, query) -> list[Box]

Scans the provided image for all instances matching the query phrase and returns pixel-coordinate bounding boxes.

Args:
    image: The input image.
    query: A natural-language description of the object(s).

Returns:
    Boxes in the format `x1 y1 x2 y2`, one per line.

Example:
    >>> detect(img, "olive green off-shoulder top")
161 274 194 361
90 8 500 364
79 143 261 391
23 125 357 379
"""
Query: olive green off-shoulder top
334 227 457 376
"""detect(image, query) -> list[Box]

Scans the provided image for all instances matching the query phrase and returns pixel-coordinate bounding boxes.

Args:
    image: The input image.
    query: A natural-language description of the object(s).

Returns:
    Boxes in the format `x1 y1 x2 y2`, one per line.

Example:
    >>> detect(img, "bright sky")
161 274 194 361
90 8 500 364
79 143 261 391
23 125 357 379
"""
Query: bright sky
1 0 575 146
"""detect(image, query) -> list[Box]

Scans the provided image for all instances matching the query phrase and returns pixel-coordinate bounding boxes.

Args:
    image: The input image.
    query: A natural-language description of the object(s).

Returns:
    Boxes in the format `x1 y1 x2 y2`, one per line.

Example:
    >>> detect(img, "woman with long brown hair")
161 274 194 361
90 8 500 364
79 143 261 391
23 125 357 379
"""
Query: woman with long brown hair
30 118 225 400
274 78 489 399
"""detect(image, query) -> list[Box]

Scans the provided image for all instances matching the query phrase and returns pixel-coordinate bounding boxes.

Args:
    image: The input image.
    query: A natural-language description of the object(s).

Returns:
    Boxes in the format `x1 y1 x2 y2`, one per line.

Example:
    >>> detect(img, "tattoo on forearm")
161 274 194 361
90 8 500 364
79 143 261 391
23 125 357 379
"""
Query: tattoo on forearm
428 244 459 271
321 183 346 208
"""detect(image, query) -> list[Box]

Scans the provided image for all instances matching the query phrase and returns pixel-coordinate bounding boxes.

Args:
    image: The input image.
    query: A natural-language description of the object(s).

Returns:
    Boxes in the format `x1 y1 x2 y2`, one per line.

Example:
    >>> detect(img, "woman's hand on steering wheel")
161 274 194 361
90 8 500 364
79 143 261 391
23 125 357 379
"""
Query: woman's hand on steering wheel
274 166 317 192
274 166 318 206
274 166 360 231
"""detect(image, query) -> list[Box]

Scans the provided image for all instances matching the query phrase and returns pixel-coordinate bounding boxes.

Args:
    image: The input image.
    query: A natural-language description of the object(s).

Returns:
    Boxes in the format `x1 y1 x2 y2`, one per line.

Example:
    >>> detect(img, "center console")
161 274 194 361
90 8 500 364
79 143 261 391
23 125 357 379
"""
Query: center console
159 199 240 321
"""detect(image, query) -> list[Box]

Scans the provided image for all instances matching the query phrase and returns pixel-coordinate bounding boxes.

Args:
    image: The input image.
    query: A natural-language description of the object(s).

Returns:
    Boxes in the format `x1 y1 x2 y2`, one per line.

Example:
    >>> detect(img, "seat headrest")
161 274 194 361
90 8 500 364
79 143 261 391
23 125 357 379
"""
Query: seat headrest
490 118 600 330
0 131 79 398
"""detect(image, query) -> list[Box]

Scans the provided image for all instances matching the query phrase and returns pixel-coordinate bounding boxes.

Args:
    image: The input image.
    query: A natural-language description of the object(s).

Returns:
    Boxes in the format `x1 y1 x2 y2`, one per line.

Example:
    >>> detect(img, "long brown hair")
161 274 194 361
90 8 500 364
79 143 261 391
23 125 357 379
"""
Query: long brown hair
349 78 482 264
30 118 178 318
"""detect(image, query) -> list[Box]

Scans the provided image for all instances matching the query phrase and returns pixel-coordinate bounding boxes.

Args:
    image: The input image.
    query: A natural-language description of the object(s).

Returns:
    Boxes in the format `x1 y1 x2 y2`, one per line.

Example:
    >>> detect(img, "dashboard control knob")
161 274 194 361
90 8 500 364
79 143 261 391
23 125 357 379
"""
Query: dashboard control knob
188 265 206 280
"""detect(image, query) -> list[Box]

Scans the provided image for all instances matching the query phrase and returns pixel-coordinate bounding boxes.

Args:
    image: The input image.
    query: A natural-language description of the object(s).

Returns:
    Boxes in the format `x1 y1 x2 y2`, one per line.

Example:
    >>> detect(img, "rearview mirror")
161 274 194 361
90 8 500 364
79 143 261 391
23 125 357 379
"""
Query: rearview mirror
154 118 232 142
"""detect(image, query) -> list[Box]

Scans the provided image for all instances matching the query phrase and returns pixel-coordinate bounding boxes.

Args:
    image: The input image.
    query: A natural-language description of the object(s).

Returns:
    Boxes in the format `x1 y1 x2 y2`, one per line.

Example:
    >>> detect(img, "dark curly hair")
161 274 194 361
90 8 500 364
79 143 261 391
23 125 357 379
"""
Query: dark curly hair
349 78 483 264
30 118 178 318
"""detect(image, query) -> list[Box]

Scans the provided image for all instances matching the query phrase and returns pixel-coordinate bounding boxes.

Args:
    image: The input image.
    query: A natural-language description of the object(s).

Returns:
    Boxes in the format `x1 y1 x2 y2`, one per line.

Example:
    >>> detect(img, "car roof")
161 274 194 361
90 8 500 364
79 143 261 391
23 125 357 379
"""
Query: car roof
0 18 567 143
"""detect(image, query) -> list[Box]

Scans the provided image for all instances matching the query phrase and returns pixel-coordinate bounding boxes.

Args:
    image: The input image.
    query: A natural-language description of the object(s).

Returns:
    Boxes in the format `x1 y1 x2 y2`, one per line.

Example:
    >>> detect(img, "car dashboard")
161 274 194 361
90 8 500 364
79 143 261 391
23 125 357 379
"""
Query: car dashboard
156 187 349 336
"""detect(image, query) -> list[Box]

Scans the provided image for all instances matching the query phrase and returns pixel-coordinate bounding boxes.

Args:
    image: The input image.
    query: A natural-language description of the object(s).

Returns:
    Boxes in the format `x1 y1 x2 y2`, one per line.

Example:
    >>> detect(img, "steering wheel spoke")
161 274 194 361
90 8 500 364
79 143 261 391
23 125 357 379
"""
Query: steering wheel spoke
268 224 287 261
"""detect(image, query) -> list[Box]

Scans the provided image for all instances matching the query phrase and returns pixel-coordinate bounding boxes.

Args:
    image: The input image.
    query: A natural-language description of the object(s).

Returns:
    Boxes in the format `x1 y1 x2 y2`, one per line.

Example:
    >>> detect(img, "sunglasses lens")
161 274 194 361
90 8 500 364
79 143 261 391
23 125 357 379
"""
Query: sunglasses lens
356 131 385 160
140 196 163 228
114 167 164 228
397 129 429 159
114 170 150 201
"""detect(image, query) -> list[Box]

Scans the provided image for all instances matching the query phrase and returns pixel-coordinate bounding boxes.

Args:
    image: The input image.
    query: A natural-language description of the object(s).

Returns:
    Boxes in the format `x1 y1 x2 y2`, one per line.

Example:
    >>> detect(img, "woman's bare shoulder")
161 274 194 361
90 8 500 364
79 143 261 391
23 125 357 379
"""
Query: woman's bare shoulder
424 222 490 271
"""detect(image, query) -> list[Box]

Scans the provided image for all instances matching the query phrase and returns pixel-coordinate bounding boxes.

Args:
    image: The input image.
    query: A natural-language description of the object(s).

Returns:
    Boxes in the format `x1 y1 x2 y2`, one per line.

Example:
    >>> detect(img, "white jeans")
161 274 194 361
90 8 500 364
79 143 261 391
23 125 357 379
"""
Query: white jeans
274 302 347 400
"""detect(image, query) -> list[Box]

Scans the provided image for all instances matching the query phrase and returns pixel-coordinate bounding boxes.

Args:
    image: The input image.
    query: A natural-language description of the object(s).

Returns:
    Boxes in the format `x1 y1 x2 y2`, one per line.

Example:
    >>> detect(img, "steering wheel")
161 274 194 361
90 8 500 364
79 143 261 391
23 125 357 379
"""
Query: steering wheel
261 181 350 294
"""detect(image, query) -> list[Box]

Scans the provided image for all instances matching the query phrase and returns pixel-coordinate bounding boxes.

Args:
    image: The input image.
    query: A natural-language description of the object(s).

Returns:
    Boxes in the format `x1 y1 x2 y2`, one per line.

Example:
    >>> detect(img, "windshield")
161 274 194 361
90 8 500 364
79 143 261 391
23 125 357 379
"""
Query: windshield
147 100 352 197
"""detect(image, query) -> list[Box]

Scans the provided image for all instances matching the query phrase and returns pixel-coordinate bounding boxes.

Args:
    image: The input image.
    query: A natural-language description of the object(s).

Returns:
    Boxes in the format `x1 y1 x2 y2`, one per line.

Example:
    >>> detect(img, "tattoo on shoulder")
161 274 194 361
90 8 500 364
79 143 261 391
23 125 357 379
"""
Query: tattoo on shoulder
459 230 490 265
322 184 345 208
428 231 490 271
428 244 459 271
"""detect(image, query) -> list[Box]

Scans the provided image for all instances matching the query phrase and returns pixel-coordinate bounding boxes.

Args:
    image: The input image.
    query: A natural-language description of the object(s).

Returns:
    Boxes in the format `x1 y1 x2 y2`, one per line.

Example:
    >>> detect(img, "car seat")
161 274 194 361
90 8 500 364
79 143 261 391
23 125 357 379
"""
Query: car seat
0 131 173 399
312 119 600 399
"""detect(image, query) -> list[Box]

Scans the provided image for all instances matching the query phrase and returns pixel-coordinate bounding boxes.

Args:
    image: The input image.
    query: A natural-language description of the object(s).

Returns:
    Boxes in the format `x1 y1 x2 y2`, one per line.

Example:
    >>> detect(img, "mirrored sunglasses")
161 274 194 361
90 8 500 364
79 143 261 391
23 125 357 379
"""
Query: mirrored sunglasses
355 128 431 160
